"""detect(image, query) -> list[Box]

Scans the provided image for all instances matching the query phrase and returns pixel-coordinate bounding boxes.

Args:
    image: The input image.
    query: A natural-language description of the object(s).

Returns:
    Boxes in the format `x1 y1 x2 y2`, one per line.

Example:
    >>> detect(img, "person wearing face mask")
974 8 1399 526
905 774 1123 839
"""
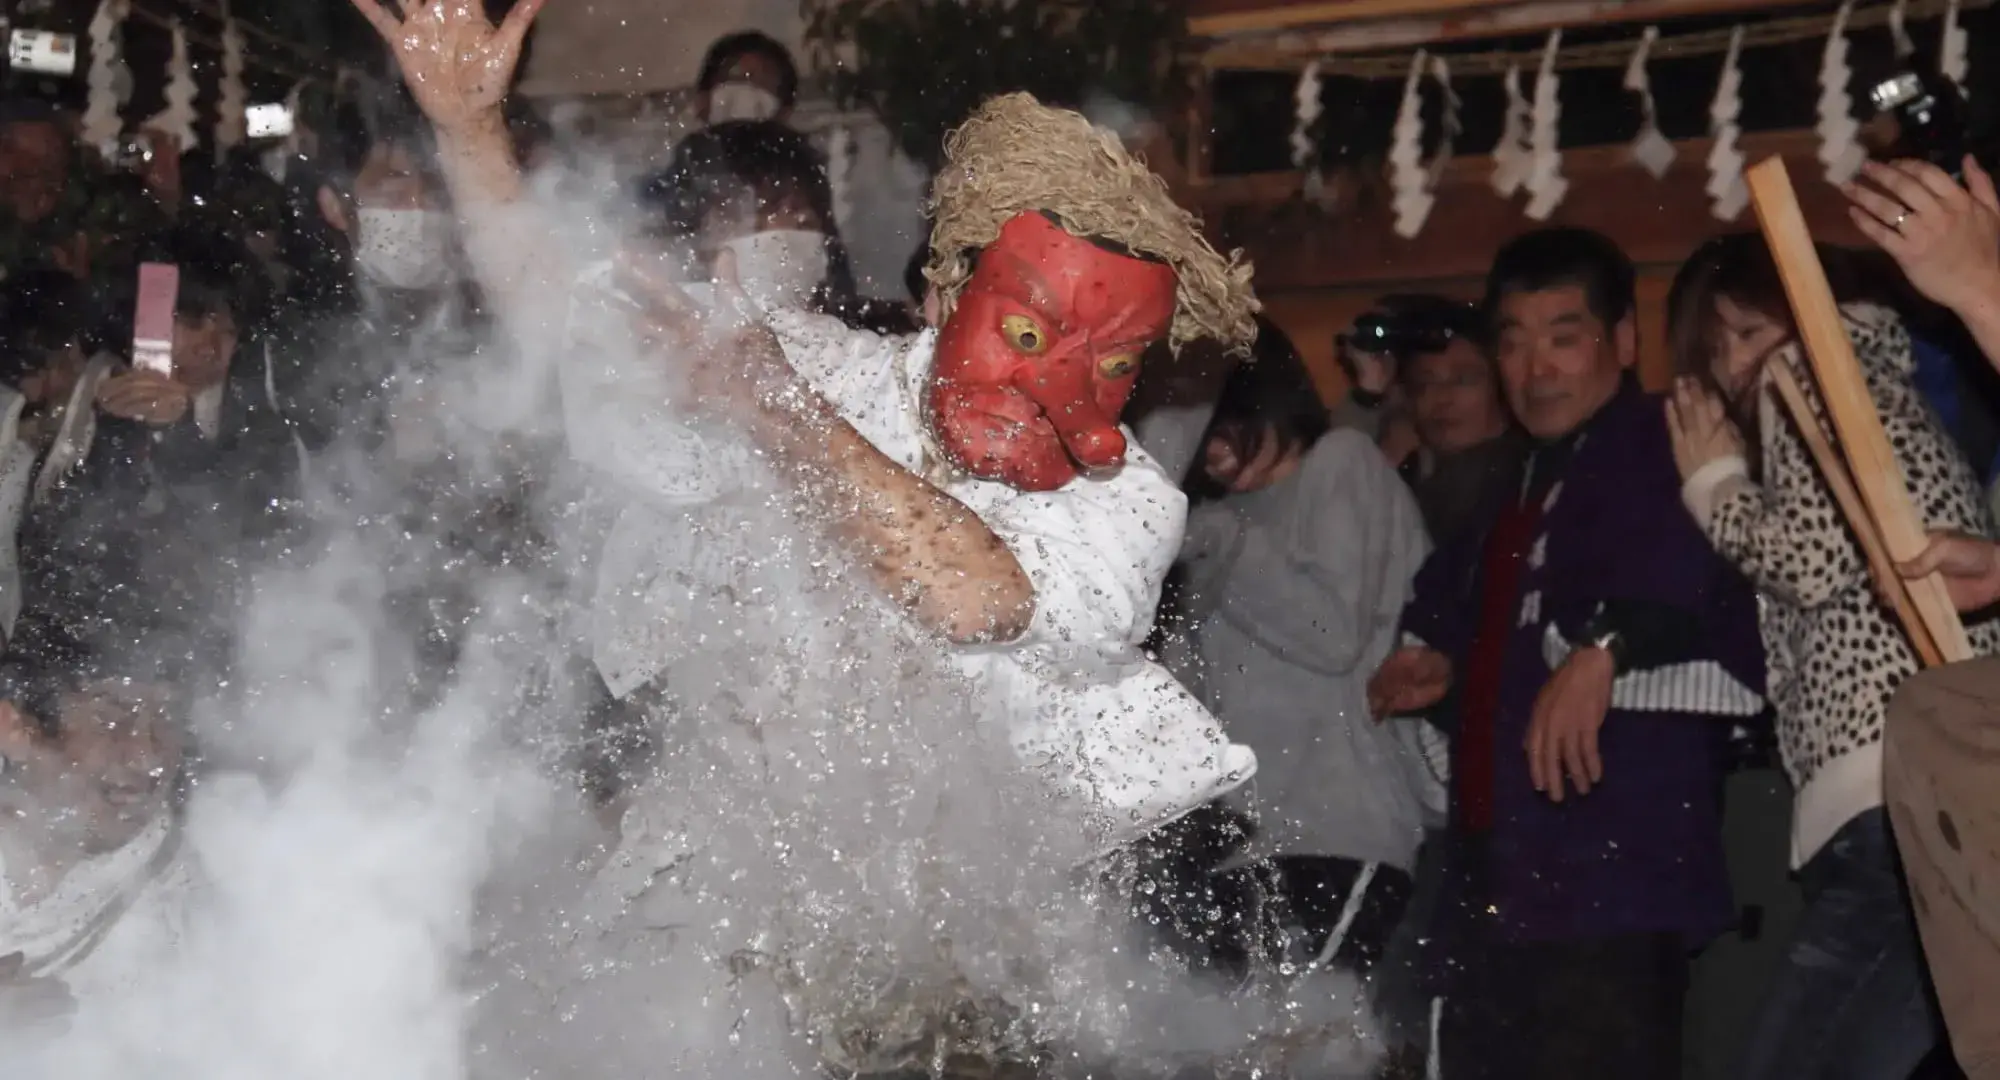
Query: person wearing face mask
1156 317 1440 991
652 119 912 332
694 31 799 128
268 88 481 456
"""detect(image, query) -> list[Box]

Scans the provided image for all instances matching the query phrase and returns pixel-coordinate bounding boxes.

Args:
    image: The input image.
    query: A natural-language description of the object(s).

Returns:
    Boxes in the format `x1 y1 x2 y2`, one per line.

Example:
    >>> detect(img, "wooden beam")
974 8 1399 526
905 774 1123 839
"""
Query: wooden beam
1191 0 1823 55
1746 156 1973 664
1768 362 1947 667
1184 129 1868 291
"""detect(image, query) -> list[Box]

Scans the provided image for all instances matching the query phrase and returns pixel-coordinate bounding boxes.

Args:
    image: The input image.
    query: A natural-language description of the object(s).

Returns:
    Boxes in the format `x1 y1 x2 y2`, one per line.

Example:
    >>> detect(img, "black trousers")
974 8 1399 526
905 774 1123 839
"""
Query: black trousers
1439 930 1688 1080
1127 805 1413 981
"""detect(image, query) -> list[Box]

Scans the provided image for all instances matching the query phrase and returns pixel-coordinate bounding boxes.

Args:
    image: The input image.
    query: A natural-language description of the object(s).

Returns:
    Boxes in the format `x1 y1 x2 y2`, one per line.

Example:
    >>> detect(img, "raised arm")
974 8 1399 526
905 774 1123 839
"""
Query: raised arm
349 0 553 316
619 259 1037 645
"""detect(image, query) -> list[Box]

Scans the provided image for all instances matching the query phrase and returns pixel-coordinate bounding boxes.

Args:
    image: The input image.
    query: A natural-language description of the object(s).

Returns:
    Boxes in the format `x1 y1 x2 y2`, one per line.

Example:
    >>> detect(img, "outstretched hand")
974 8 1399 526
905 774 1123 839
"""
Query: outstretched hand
1844 157 2000 316
349 0 547 135
609 248 801 417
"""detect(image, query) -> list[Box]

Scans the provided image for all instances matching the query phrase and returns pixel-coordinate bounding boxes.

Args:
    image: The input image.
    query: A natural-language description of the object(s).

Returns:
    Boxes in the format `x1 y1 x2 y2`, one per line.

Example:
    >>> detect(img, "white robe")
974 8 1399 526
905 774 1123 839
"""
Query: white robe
567 308 1256 845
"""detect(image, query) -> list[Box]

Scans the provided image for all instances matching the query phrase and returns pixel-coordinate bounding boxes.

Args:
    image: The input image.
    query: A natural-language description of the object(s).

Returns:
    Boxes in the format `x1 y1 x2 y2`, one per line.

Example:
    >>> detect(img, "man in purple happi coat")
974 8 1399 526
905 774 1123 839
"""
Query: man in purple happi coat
1369 228 1766 1080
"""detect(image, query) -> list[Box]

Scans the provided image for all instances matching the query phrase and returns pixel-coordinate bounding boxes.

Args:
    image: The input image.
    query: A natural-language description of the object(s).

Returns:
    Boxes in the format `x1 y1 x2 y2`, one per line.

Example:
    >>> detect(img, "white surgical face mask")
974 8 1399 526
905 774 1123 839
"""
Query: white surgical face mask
721 229 828 313
707 81 783 125
354 208 451 291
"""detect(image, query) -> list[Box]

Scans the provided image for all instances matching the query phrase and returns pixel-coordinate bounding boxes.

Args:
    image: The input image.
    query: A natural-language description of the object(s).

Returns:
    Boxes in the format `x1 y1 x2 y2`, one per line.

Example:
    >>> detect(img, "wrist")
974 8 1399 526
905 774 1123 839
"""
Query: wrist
1572 607 1629 675
433 110 509 149
1946 271 2000 325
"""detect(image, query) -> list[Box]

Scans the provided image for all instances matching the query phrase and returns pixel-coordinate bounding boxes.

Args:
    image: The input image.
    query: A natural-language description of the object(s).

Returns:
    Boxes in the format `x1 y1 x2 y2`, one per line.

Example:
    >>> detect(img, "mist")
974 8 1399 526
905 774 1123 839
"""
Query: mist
0 135 1381 1080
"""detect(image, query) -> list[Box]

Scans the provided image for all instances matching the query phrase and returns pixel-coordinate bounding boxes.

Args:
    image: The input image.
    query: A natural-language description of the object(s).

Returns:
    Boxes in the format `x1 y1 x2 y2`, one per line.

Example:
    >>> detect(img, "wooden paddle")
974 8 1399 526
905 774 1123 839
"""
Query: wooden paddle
1746 156 1973 665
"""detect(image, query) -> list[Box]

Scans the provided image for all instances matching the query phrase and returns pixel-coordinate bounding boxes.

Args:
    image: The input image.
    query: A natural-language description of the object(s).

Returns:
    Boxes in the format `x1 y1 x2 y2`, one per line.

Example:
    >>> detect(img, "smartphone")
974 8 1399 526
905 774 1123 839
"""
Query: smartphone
245 102 294 140
7 29 76 76
132 263 179 377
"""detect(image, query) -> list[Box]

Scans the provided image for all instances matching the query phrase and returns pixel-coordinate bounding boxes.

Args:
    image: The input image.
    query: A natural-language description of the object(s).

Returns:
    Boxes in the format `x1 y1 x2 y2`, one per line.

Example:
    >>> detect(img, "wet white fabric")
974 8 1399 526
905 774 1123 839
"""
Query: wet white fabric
720 229 827 315
0 813 186 995
560 276 1255 842
707 81 783 124
765 312 1257 846
354 209 451 291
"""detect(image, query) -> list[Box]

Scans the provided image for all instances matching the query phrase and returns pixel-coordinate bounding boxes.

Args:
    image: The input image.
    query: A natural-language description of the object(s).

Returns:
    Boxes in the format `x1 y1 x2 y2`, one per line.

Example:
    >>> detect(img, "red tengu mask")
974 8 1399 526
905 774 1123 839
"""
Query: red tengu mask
928 212 1178 492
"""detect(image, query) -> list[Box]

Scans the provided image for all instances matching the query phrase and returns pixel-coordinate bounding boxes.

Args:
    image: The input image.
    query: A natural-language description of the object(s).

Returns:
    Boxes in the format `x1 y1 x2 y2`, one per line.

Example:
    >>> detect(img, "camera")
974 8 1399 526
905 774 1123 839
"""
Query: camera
6 28 76 77
1339 311 1456 359
1871 63 1971 177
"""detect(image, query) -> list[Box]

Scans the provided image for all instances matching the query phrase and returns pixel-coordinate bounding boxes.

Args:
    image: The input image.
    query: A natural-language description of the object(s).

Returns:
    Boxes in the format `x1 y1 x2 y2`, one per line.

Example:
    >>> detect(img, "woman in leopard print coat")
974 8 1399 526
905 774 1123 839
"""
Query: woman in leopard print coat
1666 232 2000 1080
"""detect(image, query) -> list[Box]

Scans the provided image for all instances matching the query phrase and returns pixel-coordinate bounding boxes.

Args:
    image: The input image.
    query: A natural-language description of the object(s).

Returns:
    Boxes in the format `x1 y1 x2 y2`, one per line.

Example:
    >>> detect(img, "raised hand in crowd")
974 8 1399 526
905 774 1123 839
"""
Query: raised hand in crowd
349 0 562 352
1367 645 1451 719
349 0 546 140
1899 530 2000 613
1664 375 1747 483
1844 157 2000 372
1845 157 2000 313
94 369 191 427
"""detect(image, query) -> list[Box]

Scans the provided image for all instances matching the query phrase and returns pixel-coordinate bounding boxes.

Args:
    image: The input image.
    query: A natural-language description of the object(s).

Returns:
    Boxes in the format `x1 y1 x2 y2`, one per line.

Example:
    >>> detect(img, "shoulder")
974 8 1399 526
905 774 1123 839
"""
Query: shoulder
1297 428 1406 500
766 309 913 392
1831 302 1924 388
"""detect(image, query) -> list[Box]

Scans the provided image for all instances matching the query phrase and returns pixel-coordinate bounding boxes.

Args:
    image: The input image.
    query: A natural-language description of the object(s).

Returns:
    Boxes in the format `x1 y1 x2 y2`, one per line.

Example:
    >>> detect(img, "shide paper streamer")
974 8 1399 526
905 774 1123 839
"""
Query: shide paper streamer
1625 27 1675 180
1491 63 1533 198
1817 1 1865 186
1523 30 1567 221
1707 25 1749 222
81 0 128 155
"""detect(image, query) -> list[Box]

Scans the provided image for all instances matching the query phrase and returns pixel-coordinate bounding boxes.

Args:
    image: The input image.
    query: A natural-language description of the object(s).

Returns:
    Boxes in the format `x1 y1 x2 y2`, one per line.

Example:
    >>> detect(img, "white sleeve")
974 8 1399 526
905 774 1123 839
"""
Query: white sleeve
558 266 746 505
975 440 1185 663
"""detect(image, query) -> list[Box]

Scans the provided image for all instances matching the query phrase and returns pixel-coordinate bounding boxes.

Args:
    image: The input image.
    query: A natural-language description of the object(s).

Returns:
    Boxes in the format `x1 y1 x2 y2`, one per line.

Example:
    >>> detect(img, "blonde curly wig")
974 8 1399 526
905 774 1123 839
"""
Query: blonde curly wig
924 92 1260 354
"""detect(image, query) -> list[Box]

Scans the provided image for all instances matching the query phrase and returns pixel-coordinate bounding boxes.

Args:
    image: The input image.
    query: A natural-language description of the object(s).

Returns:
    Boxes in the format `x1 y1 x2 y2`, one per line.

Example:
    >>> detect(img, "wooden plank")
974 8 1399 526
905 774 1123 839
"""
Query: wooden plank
1745 156 1973 665
1191 0 1823 53
1768 362 1946 667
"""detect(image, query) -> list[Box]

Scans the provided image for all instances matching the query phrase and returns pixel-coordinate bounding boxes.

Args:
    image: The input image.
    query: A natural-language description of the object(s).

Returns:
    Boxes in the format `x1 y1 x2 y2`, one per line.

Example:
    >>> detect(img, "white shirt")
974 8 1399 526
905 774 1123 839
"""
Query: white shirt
566 309 1255 847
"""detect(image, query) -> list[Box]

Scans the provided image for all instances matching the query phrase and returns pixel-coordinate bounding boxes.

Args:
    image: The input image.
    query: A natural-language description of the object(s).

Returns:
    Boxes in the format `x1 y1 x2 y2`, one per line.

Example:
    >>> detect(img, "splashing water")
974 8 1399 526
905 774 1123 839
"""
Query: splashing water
0 148 1382 1080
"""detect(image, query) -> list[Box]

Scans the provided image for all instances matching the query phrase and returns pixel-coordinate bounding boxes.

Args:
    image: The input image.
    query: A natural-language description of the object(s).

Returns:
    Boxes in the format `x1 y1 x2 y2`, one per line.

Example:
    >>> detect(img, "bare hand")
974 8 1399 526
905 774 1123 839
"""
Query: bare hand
1526 646 1615 802
611 246 799 414
1665 376 1745 483
95 370 190 426
1368 646 1452 719
1344 343 1395 396
1844 157 2000 315
349 0 547 136
1899 530 2000 613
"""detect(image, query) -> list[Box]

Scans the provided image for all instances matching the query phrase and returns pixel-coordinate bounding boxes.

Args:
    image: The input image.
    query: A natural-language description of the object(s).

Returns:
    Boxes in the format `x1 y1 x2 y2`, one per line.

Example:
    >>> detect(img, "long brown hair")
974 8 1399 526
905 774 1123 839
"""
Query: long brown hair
1666 232 1903 469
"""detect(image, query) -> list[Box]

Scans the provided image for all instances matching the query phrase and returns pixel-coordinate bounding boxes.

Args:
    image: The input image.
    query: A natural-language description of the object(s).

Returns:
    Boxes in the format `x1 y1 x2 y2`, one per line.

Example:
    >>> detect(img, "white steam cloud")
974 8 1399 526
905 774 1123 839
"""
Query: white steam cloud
0 136 1380 1080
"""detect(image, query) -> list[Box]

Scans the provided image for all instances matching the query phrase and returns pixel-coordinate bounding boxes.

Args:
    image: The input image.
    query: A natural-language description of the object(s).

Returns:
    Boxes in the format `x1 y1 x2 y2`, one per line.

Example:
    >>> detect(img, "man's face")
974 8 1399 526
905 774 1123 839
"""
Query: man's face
1409 339 1507 454
929 212 1177 491
0 684 179 859
0 120 70 225
171 311 238 391
1493 284 1633 440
